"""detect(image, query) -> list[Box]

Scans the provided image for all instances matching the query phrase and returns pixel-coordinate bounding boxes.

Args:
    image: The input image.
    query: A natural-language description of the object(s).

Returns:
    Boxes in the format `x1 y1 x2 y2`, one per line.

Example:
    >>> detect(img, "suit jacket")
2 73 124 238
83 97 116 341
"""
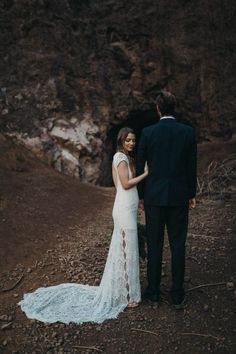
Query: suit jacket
137 117 197 206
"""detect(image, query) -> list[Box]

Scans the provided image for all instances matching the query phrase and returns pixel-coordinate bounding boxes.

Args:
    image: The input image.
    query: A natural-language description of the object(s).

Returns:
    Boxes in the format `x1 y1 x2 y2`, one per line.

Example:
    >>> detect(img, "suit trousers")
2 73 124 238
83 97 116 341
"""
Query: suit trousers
145 205 189 296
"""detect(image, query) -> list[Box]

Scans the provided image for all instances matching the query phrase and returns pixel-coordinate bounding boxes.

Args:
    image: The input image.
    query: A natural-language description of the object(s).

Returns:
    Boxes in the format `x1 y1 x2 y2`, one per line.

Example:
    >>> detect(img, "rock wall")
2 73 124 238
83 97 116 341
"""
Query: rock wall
0 0 236 184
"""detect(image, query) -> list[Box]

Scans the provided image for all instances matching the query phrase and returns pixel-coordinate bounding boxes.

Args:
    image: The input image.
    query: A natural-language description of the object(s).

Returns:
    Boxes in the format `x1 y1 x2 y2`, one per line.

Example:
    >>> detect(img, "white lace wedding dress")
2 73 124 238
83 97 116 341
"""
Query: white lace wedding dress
19 152 141 324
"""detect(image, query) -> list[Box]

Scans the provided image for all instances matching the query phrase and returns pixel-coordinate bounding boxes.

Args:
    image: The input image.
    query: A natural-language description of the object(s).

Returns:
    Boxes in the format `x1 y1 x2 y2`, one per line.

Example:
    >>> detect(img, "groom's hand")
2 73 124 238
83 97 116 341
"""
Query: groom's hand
189 198 196 210
139 199 145 210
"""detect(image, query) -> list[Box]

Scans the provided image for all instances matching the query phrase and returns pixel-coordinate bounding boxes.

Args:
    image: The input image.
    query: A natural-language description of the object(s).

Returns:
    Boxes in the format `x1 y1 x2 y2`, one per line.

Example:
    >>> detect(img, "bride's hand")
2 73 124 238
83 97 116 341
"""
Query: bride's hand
144 161 148 175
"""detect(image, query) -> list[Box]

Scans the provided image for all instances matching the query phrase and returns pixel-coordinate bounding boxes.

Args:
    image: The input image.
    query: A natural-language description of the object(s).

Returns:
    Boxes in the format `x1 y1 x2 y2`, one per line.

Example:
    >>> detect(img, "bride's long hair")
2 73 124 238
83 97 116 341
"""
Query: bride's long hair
116 127 136 175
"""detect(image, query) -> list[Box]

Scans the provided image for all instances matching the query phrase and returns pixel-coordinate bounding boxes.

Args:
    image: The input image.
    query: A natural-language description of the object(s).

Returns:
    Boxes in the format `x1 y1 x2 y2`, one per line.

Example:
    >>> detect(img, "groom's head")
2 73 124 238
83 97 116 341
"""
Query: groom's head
156 91 176 117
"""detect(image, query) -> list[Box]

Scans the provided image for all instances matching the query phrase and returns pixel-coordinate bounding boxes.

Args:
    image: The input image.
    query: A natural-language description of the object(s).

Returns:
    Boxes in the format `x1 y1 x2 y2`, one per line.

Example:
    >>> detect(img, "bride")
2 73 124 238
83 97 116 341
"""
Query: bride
19 127 148 324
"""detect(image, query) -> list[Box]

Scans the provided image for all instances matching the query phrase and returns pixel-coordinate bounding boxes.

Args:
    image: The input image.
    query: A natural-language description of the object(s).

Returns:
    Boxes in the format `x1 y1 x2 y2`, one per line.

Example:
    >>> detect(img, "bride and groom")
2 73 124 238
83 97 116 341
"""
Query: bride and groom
19 91 197 323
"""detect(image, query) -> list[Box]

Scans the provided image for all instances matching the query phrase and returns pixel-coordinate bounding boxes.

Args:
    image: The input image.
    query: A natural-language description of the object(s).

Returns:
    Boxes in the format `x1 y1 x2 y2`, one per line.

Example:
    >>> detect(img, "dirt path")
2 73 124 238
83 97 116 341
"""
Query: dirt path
0 136 236 354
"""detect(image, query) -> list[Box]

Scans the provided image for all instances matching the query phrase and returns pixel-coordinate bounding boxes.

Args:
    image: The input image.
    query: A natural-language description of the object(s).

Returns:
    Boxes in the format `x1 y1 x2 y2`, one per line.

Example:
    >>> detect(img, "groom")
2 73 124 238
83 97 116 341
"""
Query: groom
137 91 197 309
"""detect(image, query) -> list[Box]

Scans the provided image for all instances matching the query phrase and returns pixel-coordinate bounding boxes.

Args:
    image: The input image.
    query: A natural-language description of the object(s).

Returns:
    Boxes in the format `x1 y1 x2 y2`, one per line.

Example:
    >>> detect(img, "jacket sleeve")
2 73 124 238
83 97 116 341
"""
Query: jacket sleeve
137 130 147 199
187 129 197 199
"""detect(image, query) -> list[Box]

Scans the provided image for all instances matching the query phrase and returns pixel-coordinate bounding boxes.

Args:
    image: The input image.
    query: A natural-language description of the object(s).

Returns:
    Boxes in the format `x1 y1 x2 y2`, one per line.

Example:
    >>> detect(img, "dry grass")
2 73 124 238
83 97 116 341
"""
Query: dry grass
197 153 236 199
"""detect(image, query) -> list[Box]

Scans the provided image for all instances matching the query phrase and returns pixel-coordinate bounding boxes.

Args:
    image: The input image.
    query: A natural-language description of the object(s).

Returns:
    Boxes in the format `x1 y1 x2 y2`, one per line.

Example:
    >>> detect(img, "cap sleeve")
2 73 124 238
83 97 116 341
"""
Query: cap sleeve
113 152 129 168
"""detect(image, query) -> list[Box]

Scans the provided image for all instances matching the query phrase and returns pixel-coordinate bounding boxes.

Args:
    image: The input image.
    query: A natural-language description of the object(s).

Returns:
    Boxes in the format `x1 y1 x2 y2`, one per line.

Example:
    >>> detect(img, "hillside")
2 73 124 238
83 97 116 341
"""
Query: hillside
0 135 235 353
0 0 236 184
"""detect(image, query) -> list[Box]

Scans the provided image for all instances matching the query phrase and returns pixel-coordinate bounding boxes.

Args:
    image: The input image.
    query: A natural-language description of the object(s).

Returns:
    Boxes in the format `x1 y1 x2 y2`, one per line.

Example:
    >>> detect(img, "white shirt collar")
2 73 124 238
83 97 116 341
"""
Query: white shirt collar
160 116 175 120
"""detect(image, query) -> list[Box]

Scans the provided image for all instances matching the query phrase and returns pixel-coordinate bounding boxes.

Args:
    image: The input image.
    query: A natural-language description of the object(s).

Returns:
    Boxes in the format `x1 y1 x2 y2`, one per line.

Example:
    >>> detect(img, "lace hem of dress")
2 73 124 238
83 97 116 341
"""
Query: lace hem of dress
121 229 130 303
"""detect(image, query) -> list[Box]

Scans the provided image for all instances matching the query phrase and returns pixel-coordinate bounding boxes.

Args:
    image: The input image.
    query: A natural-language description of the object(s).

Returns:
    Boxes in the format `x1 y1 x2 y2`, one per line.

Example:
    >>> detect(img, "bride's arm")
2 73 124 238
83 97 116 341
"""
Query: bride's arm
117 161 148 190
112 164 118 189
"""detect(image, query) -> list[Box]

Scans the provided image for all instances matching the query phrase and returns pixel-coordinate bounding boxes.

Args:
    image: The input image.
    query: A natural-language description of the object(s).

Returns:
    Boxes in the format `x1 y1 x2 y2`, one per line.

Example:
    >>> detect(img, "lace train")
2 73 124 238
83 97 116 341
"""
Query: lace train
19 152 140 324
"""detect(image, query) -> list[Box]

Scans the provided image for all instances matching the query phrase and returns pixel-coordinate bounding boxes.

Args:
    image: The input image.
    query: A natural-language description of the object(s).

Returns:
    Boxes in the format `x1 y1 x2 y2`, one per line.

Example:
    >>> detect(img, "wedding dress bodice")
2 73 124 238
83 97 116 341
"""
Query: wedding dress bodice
19 152 140 324
113 152 139 226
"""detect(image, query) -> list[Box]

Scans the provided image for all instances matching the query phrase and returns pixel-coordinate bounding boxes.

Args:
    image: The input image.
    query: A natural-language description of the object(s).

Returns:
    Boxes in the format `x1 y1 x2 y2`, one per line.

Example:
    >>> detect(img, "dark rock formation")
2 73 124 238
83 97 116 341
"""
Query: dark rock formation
0 0 235 184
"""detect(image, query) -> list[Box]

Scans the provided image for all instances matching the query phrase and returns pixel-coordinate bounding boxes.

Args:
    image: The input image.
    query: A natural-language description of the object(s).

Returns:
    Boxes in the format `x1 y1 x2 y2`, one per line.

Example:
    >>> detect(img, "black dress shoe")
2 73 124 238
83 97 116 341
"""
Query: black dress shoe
171 294 186 310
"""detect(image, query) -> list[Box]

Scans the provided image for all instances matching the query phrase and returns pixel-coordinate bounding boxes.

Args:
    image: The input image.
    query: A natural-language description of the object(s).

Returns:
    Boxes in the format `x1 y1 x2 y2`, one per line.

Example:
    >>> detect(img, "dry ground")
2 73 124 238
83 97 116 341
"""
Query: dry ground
0 135 236 354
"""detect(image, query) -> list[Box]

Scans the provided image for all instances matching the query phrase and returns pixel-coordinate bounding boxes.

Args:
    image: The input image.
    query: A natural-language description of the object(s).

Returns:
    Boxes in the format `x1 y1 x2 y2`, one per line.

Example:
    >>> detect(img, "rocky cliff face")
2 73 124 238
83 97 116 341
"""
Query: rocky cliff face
0 0 235 185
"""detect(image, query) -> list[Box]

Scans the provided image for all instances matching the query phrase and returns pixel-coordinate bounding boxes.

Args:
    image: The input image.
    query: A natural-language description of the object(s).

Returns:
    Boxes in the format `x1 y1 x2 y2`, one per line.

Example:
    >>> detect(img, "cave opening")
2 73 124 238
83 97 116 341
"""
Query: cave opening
98 108 158 186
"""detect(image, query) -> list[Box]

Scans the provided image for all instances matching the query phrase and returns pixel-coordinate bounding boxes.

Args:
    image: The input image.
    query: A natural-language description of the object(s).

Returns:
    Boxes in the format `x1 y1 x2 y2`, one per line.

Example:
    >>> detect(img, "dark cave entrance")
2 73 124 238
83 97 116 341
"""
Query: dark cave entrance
98 108 158 186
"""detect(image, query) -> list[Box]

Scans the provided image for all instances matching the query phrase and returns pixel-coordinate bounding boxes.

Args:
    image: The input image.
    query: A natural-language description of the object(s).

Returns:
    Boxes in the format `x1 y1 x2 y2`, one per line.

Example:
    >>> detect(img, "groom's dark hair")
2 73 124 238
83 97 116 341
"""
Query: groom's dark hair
156 91 176 115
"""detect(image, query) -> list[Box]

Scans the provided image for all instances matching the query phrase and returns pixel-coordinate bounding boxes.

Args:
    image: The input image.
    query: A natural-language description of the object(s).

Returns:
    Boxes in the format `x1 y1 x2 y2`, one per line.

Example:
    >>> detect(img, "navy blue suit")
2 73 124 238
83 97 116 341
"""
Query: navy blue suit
137 117 197 297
